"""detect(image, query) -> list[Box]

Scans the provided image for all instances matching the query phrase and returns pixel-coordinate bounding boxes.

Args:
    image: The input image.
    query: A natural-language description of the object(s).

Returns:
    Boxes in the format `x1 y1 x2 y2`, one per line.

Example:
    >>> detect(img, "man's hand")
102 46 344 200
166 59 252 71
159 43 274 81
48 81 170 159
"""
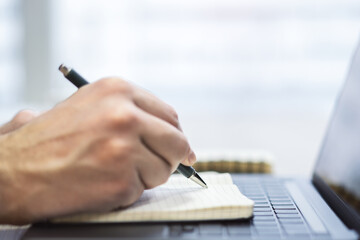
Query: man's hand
0 78 196 225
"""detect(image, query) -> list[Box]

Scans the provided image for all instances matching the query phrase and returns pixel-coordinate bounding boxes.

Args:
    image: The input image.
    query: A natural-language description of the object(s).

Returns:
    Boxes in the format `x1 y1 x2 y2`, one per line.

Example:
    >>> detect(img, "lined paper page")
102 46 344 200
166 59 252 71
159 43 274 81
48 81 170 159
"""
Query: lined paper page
54 173 253 223
164 172 233 187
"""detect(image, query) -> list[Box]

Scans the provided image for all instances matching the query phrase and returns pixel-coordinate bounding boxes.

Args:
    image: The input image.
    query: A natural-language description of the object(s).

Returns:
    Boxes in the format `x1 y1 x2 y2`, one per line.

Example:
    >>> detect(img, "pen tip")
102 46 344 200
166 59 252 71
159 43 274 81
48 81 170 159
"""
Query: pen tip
194 172 208 188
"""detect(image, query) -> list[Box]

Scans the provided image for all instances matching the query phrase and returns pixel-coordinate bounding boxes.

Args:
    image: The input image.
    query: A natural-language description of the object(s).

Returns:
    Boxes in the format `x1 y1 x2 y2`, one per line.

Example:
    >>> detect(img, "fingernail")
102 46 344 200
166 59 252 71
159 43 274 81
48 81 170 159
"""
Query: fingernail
188 151 196 164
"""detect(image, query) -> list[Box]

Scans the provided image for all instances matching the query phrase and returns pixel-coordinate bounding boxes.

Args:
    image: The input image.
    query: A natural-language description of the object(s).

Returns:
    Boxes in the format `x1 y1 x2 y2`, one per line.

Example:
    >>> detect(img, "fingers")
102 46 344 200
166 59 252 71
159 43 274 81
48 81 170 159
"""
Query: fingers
0 110 39 134
89 78 197 166
135 141 174 189
181 151 197 166
132 86 196 165
137 109 193 172
132 86 180 129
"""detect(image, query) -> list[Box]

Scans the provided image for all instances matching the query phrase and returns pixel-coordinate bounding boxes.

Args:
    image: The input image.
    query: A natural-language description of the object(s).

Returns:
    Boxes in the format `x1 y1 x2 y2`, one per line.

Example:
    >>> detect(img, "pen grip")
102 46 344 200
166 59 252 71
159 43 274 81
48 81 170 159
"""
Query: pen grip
176 164 195 178
66 69 89 88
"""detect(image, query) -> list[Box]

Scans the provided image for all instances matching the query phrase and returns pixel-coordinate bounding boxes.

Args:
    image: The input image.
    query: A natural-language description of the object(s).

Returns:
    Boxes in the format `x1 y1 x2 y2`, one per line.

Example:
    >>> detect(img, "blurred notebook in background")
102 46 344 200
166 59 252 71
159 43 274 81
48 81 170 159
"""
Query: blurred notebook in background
193 150 274 173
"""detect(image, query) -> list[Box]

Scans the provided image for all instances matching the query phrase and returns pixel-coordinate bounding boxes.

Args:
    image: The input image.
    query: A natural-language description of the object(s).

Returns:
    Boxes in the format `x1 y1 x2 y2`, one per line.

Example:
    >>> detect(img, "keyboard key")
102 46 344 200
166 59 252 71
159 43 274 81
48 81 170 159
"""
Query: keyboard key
273 205 296 210
270 200 293 204
253 220 278 226
274 209 299 214
272 203 295 207
253 222 277 227
254 204 271 207
254 203 271 207
268 194 288 198
271 203 294 207
273 207 297 210
247 195 266 198
265 187 284 190
254 204 272 210
254 212 274 216
249 197 267 201
266 188 286 191
273 207 297 211
269 195 289 198
243 186 262 189
267 194 288 197
254 208 272 213
244 188 263 192
254 215 276 221
245 192 265 196
253 208 272 212
269 197 290 201
277 213 301 219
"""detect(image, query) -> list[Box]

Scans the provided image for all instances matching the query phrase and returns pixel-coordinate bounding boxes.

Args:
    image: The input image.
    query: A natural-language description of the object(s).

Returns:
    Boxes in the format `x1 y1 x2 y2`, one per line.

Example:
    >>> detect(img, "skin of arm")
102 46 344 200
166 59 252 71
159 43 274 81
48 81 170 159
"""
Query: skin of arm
0 77 196 225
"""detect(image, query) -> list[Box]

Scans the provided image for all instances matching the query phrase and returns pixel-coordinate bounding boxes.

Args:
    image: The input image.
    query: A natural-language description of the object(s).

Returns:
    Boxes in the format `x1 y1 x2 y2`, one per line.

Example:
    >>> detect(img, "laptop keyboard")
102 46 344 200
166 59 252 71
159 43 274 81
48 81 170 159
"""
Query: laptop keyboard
237 176 311 238
167 175 331 239
22 176 334 240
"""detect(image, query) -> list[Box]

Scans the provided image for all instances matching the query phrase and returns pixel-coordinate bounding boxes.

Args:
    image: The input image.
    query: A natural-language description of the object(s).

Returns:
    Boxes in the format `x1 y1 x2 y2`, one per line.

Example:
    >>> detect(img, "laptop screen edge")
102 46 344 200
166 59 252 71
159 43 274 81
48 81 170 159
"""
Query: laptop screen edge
311 37 360 234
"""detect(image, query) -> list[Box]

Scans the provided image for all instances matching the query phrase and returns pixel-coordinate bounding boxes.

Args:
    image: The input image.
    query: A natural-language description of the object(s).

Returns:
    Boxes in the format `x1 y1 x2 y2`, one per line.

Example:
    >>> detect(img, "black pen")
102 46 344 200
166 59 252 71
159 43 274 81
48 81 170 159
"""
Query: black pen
58 64 208 188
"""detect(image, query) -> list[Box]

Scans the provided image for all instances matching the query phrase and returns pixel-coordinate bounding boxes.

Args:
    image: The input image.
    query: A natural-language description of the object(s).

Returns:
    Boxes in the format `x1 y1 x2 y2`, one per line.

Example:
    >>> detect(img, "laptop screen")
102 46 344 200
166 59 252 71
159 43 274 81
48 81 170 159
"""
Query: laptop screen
314 41 360 218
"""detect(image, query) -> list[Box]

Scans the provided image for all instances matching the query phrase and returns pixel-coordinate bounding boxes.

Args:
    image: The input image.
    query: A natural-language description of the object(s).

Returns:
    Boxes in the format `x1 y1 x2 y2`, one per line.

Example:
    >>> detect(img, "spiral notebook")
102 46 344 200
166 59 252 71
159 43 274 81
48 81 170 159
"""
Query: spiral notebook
53 173 254 223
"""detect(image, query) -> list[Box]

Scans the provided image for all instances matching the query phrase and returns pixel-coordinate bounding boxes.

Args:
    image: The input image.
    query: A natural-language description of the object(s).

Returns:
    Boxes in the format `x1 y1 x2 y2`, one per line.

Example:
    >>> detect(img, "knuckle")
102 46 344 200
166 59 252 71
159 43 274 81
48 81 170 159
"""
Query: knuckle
101 138 134 161
121 108 139 126
12 110 37 125
116 143 135 161
108 105 140 129
97 77 133 96
97 77 120 90
102 138 122 156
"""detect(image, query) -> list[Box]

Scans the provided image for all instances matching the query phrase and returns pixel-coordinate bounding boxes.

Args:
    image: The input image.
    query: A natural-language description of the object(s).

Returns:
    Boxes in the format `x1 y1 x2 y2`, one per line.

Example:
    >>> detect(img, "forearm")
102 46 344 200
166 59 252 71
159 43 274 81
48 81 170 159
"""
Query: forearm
0 134 21 224
0 111 40 224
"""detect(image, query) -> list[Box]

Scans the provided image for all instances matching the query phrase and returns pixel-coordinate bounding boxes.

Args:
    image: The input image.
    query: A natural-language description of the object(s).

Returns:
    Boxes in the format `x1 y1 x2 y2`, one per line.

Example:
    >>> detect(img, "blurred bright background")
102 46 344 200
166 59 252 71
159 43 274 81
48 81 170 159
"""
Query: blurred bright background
1 0 360 176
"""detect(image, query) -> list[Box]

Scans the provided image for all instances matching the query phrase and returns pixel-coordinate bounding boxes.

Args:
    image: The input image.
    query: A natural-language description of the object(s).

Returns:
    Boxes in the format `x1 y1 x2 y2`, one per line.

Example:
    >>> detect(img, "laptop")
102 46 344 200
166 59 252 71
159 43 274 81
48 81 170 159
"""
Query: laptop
22 40 360 240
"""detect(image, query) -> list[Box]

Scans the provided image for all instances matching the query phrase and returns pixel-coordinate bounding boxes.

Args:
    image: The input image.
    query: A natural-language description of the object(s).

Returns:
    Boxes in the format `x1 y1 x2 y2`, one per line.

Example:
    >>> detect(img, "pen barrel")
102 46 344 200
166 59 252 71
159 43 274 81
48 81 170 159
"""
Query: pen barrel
66 69 89 88
176 164 195 178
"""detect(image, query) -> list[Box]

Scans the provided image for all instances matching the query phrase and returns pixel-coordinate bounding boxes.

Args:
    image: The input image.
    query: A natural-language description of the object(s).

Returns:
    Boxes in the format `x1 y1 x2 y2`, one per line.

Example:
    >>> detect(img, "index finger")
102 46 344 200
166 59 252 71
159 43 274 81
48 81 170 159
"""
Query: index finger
132 86 181 130
132 85 196 166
